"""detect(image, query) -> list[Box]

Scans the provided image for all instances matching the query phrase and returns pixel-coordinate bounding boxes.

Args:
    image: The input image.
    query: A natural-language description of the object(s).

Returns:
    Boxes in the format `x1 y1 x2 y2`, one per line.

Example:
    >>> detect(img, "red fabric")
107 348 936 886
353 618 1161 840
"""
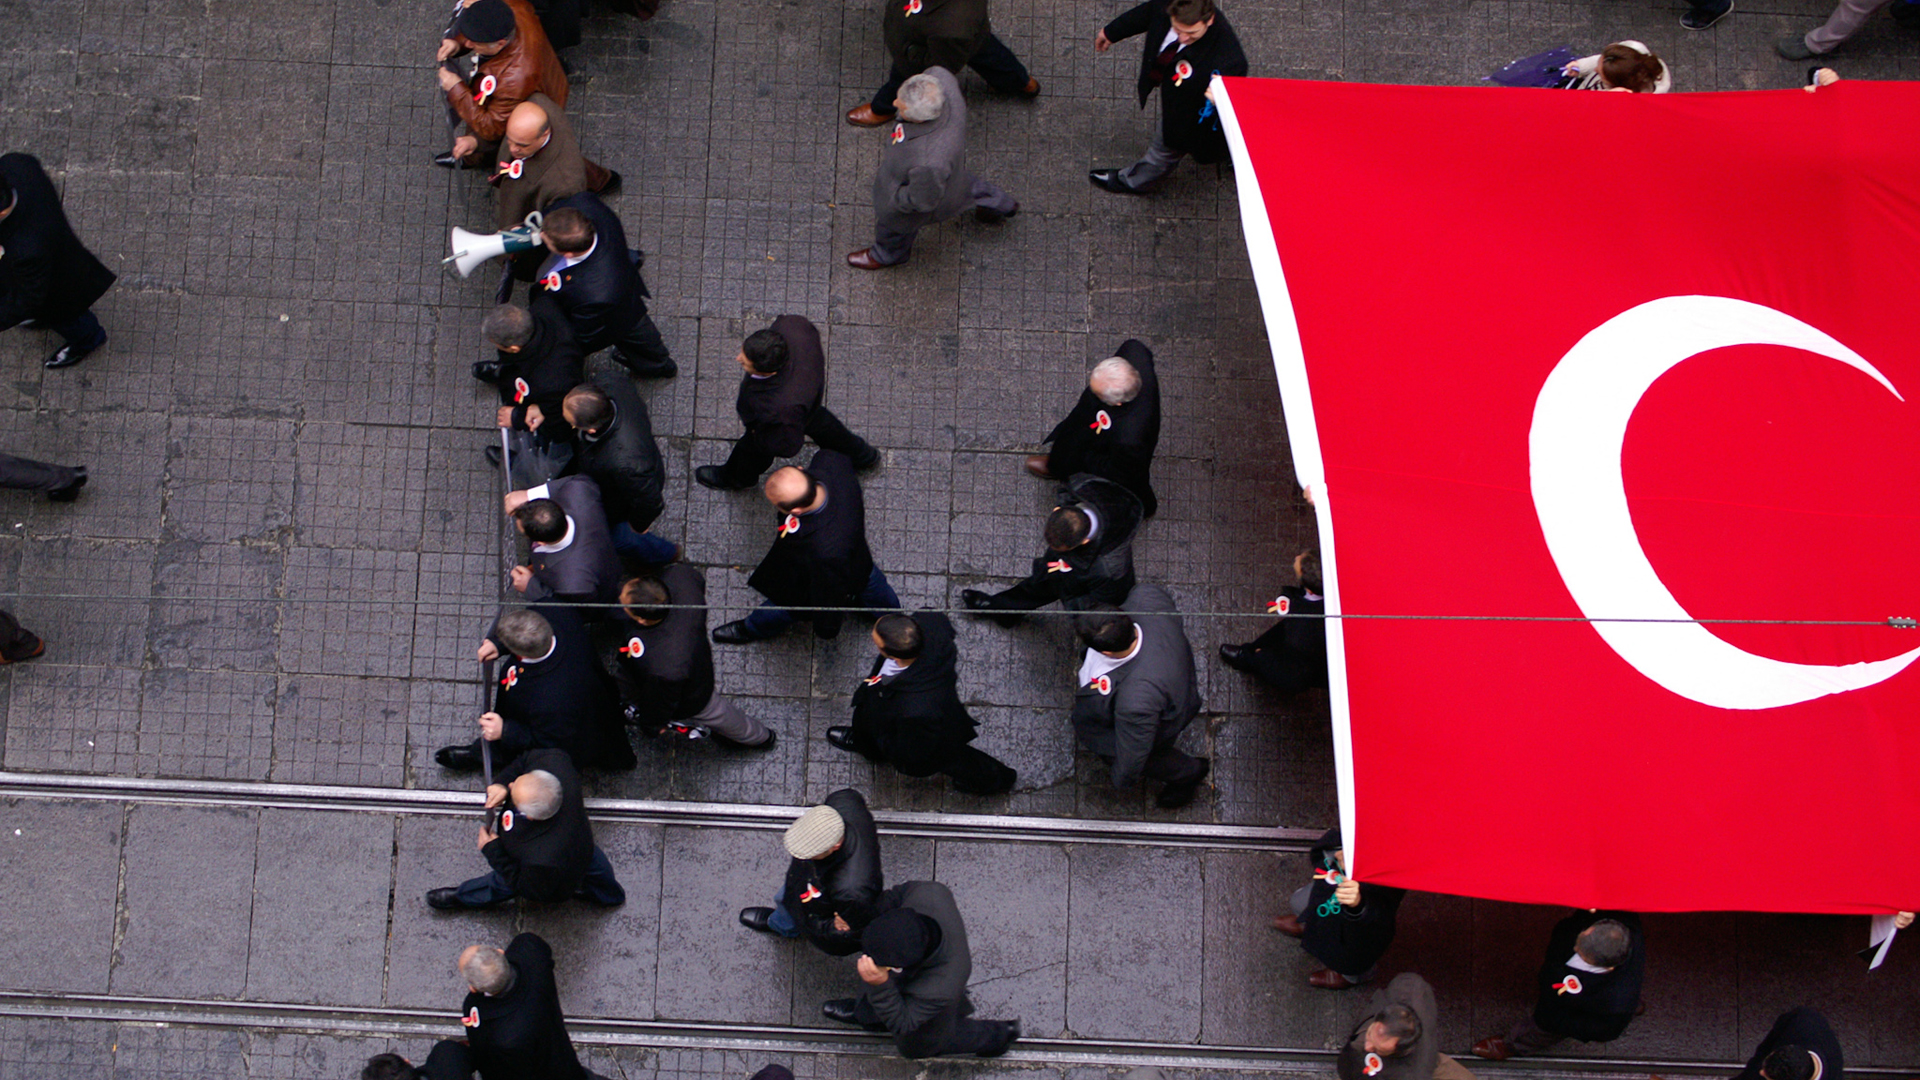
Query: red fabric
1219 77 1920 913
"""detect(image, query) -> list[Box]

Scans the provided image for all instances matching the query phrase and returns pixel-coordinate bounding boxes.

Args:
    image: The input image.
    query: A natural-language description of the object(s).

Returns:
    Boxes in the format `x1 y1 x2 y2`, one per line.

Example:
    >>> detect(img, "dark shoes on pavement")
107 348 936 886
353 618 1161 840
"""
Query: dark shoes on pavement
1156 759 1210 809
426 887 464 910
435 744 483 771
1219 643 1254 671
711 620 759 645
694 465 752 491
851 446 881 470
980 1020 1021 1057
822 999 888 1030
0 636 46 665
1472 1038 1515 1061
613 350 676 378
1681 1 1732 28
1089 169 1144 196
1775 35 1816 58
1017 77 1041 98
1023 454 1054 480
846 248 899 271
975 202 1019 224
1271 913 1306 937
960 588 1023 627
46 329 106 369
739 906 778 932
47 468 87 503
471 359 504 383
1309 968 1359 990
825 725 858 752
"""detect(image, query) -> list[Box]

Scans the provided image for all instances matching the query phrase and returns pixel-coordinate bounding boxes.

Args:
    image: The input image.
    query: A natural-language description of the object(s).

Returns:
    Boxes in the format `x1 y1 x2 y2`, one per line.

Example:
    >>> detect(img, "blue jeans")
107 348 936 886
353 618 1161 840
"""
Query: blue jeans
454 846 625 906
766 886 801 938
611 521 678 564
742 566 899 639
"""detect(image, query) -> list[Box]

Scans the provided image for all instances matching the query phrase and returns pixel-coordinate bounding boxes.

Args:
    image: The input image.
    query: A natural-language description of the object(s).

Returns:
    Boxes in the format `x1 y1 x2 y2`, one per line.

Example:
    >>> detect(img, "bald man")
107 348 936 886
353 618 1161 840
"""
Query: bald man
427 747 623 910
493 95 618 233
1027 340 1160 516
712 452 900 643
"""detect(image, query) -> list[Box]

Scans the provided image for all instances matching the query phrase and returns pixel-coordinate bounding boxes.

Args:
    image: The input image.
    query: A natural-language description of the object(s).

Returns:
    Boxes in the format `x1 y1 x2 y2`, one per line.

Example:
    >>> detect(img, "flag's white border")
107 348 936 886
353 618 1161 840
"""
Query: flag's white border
1213 77 1359 871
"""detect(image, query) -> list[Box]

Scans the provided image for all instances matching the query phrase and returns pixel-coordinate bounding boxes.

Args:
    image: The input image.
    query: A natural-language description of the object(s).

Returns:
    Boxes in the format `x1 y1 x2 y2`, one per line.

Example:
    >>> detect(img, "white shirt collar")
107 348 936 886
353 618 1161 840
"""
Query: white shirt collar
531 516 576 554
878 657 909 679
559 234 598 269
523 637 559 664
1079 625 1143 687
1160 27 1181 51
1566 952 1612 974
1082 505 1101 539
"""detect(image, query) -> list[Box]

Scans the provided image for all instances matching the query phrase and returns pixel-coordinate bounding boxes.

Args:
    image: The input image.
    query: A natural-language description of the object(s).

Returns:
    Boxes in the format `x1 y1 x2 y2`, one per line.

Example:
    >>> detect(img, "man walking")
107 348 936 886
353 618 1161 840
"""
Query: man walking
846 0 1038 127
533 198 675 378
849 68 1017 270
435 0 568 168
1472 911 1646 1060
962 473 1142 623
1088 0 1247 195
561 377 674 564
435 607 636 773
453 933 607 1079
0 152 117 369
1068 585 1210 808
1219 550 1328 695
1027 341 1161 516
427 747 625 910
1274 826 1406 989
695 316 878 491
740 792 884 955
615 568 775 749
505 475 625 612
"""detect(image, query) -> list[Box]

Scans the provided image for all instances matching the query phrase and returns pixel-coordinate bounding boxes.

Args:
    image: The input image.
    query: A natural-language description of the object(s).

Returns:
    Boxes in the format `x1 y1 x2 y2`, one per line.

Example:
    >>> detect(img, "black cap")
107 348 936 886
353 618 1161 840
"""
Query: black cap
455 0 517 43
861 910 941 968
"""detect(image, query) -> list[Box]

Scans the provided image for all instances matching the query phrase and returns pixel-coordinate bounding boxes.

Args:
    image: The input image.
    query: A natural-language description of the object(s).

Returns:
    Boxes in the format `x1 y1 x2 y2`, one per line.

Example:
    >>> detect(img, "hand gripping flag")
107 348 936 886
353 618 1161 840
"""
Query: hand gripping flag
1215 76 1920 914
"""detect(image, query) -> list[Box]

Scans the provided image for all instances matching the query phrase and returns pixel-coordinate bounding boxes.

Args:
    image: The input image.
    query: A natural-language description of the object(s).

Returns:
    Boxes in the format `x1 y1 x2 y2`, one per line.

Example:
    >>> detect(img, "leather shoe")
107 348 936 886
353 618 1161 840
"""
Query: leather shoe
979 1020 1021 1057
433 152 464 169
711 620 760 645
1024 454 1054 480
1271 913 1306 937
596 170 624 197
739 906 777 932
975 201 1019 224
1219 643 1254 671
826 726 857 752
1471 1038 1514 1062
851 447 881 470
694 465 752 491
435 744 482 771
1309 968 1358 989
45 331 105 369
1155 758 1209 809
961 588 1023 627
471 360 504 383
427 887 463 910
822 998 863 1025
846 104 894 127
46 468 87 503
1017 77 1041 98
1089 169 1145 196
846 248 899 271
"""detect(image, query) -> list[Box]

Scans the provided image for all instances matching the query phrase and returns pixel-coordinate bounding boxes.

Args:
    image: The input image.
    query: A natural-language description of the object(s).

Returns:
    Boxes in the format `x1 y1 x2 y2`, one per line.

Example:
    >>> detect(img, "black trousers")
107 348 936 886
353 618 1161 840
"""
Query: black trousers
1113 742 1207 788
853 994 1006 1059
869 33 1032 112
846 725 1017 795
608 313 675 376
1238 622 1328 696
716 407 875 488
0 452 81 494
976 570 1113 615
0 610 42 662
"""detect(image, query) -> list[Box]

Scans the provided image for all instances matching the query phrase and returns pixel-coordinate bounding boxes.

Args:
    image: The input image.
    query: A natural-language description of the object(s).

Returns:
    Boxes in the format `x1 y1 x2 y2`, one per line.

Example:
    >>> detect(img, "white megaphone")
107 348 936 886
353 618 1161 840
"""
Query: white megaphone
445 211 544 278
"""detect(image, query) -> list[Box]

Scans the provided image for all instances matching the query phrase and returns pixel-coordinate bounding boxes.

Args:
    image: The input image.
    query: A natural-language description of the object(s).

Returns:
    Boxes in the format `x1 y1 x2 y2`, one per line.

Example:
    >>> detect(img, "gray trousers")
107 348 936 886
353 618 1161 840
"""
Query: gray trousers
871 179 1018 264
1118 134 1187 192
689 692 771 746
1805 0 1895 51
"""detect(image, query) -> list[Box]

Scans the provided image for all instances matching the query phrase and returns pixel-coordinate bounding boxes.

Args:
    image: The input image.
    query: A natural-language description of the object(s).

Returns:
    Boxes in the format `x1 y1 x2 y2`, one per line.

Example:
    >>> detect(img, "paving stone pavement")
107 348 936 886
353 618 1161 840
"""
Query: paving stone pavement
1 0 1918 1075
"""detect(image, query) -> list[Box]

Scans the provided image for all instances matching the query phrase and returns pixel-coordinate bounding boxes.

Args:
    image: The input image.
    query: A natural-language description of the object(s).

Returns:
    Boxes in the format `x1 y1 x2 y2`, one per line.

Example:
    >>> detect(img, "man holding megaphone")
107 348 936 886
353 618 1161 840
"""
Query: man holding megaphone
530 195 675 380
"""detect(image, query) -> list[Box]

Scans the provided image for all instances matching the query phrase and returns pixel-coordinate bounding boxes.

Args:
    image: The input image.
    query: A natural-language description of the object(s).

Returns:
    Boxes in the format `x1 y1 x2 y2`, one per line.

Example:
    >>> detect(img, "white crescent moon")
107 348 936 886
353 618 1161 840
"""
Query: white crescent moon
1530 295 1920 710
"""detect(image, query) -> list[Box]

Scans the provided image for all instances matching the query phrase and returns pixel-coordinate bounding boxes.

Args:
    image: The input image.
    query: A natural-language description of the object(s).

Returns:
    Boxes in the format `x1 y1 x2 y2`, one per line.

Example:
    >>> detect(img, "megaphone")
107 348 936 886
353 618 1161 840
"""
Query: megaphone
445 211 544 278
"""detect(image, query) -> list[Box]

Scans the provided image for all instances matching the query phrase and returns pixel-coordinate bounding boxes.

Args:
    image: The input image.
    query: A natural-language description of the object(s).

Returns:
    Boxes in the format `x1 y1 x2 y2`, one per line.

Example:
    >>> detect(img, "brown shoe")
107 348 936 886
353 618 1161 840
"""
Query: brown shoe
1024 454 1055 480
1271 913 1305 937
1308 968 1356 989
846 104 894 127
1471 1038 1514 1062
846 248 898 271
0 637 46 664
1018 77 1041 97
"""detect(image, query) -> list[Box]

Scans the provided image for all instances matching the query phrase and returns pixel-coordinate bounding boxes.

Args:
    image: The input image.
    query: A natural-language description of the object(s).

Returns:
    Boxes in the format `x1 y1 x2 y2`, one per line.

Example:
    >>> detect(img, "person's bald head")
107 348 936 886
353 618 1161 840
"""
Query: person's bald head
765 466 818 513
503 101 552 158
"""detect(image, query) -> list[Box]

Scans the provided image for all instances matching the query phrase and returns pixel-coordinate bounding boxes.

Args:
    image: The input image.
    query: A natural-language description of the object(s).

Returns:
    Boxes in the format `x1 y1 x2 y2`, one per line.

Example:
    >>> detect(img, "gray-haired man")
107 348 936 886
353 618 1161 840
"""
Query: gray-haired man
428 747 624 909
848 66 1018 270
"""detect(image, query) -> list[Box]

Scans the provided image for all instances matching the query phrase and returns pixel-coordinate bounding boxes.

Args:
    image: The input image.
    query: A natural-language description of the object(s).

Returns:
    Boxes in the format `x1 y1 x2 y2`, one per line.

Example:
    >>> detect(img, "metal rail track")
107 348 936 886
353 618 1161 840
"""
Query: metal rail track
0 770 1320 851
6 991 1911 1078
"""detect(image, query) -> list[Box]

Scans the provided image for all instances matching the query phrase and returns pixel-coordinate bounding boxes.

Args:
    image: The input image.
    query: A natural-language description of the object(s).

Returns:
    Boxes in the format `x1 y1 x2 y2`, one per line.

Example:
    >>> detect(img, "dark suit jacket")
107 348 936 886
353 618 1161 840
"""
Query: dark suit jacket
523 474 625 610
612 562 716 723
462 933 589 1080
1532 910 1646 1042
491 605 636 770
1022 473 1142 609
1102 0 1248 162
1245 584 1329 693
1734 1007 1843 1080
0 153 116 330
746 449 874 638
481 748 596 903
781 788 884 955
1044 339 1161 515
849 611 981 772
1303 827 1405 977
534 191 648 353
734 314 828 458
498 294 585 431
1069 583 1201 787
572 367 665 531
883 0 990 76
1338 974 1439 1080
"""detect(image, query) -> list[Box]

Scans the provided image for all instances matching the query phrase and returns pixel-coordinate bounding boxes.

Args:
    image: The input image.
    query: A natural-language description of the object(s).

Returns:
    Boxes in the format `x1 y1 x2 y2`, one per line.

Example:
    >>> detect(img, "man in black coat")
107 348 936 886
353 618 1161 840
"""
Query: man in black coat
436 606 637 772
0 153 117 369
713 453 901 643
1336 973 1439 1080
561 376 675 565
846 0 1039 127
1088 0 1248 194
1733 1008 1844 1080
614 567 774 749
1472 911 1646 1059
823 881 1020 1059
505 474 625 613
1274 827 1406 989
695 316 880 490
826 612 1016 795
428 747 624 909
1027 341 1161 516
1067 585 1210 808
478 299 585 438
533 196 676 379
455 933 599 1080
961 473 1142 623
740 790 884 955
1220 550 1329 695
360 1044 476 1080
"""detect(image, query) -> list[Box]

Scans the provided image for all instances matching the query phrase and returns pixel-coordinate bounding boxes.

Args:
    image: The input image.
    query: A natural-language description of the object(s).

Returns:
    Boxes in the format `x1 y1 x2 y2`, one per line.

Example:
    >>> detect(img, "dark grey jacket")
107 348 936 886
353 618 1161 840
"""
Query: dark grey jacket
523 474 624 611
1070 583 1202 787
871 67 976 235
864 880 971 1037
1338 974 1440 1080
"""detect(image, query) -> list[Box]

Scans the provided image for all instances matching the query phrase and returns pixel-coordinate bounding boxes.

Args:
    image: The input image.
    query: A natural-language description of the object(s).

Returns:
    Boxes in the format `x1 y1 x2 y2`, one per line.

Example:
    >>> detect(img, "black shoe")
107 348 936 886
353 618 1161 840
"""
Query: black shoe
433 152 464 169
694 465 752 491
979 1020 1020 1057
1219 644 1254 671
961 588 1023 628
613 350 677 378
472 360 504 383
826 726 857 752
822 999 864 1026
598 170 623 197
1089 169 1144 195
711 620 759 645
483 445 503 467
975 201 1019 224
1156 759 1211 809
45 329 105 369
851 447 881 470
46 468 87 503
1680 1 1732 28
740 906 777 932
714 729 776 751
427 887 464 910
436 744 483 771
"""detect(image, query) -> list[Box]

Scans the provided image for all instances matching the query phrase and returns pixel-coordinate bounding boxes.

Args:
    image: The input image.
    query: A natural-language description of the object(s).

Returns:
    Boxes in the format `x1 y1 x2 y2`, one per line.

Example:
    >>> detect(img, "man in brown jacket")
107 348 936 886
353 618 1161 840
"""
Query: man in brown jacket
436 0 569 168
846 0 1039 127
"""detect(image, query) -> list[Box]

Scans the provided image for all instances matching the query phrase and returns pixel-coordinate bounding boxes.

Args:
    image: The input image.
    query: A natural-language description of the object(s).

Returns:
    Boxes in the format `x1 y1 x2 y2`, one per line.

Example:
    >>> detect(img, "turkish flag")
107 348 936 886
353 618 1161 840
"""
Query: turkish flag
1215 77 1920 913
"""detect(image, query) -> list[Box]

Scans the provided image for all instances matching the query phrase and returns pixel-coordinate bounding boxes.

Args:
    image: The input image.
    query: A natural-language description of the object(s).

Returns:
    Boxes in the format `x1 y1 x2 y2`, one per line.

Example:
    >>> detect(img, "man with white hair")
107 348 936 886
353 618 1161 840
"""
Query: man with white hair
454 933 606 1079
1026 339 1162 516
428 747 623 909
848 66 1018 270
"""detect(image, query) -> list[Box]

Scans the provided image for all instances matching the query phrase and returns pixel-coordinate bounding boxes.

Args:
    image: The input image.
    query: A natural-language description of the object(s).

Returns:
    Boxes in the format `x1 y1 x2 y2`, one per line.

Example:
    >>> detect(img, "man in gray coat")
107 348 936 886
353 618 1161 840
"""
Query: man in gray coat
506 474 625 616
822 880 1020 1059
1070 584 1210 808
847 67 1018 270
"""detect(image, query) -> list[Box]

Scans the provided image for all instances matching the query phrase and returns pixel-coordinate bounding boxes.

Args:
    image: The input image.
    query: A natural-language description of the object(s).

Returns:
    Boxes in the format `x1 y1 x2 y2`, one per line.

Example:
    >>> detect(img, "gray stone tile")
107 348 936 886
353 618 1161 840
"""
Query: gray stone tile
0 797 123 993
162 416 298 545
656 824 795 1023
111 1017 249 1078
1066 843 1203 1041
14 537 156 664
384 814 517 1010
540 821 666 1018
11 409 168 542
0 1016 116 1080
138 667 277 781
112 802 259 999
271 675 412 788
935 841 1071 1037
4 665 143 777
248 1031 404 1080
278 546 420 678
246 809 392 1006
293 422 430 548
149 539 285 672
1202 850 1342 1047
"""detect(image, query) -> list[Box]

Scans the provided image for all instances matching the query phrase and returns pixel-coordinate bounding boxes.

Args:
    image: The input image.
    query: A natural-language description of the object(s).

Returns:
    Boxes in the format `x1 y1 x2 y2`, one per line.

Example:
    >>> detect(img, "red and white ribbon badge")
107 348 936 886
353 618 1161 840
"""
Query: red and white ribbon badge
500 810 514 832
903 0 921 13
1363 1053 1384 1077
863 673 883 685
1090 409 1112 433
800 883 823 903
500 666 519 690
621 637 645 658
540 271 561 292
512 376 531 404
1046 559 1072 573
778 514 801 537
474 74 498 104
1554 974 1584 995
1173 59 1194 86
891 124 905 145
1313 867 1344 885
496 157 524 180
462 1006 481 1028
1268 595 1290 615
1091 674 1112 695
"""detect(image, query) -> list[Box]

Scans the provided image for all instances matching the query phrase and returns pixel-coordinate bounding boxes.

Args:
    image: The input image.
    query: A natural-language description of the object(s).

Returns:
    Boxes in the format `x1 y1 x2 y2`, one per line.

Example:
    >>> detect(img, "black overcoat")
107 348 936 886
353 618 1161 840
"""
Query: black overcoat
849 612 981 772
734 314 828 459
572 367 665 531
535 191 648 353
1024 473 1142 608
746 449 875 638
1734 1007 1844 1080
0 153 116 330
780 788 885 955
499 294 586 431
613 563 717 723
1301 827 1407 977
882 0 991 77
481 748 596 903
1044 339 1161 515
491 605 636 770
461 932 589 1080
1101 0 1248 162
1531 910 1645 1042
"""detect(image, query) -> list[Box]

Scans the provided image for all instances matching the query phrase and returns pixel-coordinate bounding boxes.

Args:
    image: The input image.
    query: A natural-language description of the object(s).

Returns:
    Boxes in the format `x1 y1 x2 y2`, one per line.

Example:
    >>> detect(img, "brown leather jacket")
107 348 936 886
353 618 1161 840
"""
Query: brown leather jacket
446 0 569 151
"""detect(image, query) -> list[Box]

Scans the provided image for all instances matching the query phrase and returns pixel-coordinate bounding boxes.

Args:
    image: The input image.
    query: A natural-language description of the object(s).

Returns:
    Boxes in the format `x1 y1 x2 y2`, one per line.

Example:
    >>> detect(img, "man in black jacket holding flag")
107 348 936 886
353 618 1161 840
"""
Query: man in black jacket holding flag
427 747 624 910
1087 0 1248 195
1472 911 1646 1059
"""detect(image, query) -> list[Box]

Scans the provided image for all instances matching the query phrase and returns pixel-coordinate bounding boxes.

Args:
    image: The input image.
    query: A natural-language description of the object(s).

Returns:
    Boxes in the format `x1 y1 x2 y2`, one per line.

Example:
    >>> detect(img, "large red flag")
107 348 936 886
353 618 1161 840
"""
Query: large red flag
1215 77 1920 913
